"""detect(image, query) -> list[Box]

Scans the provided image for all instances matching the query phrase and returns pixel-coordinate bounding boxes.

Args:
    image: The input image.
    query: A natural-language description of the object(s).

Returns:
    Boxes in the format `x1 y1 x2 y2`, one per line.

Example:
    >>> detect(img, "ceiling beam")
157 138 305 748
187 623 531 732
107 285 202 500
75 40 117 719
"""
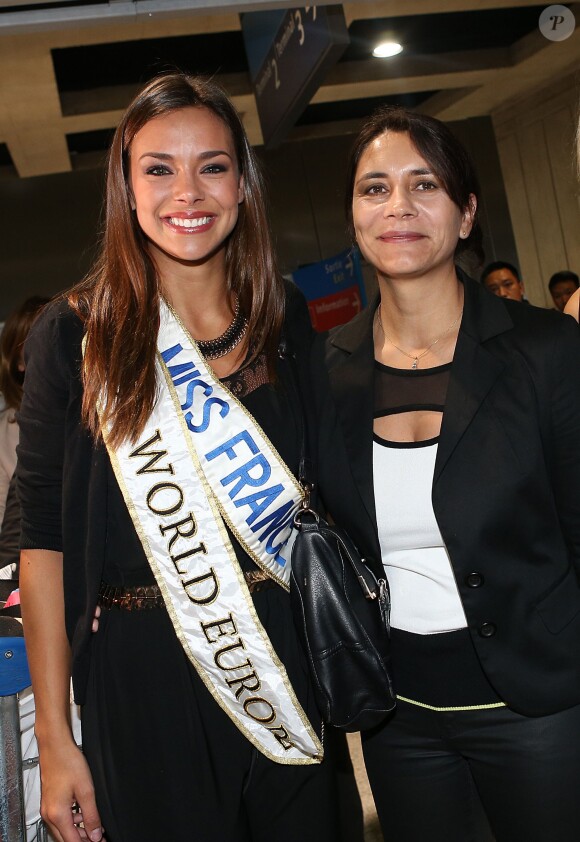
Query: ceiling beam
24 12 241 49
0 0 554 39
313 47 510 103
343 0 550 26
60 71 252 117
420 25 580 121
61 90 263 145
0 0 335 34
0 42 70 176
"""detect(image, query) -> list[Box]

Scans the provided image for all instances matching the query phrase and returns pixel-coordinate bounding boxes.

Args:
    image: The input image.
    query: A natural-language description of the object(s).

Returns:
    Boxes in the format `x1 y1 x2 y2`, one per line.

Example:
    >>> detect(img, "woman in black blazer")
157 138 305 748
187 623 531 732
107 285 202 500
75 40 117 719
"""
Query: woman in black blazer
312 106 580 842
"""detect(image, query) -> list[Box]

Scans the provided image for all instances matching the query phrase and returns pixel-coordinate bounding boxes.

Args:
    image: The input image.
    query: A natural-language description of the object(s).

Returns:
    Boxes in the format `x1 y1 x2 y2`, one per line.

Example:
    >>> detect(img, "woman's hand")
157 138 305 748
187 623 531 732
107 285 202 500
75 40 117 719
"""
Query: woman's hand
39 740 104 842
20 550 103 839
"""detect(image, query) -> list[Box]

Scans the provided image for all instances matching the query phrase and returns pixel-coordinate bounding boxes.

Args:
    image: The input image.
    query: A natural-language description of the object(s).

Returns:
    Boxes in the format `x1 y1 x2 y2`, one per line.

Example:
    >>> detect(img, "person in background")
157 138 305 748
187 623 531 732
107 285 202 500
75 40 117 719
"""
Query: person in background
481 260 525 301
312 104 580 842
548 270 579 312
0 296 49 578
18 73 345 842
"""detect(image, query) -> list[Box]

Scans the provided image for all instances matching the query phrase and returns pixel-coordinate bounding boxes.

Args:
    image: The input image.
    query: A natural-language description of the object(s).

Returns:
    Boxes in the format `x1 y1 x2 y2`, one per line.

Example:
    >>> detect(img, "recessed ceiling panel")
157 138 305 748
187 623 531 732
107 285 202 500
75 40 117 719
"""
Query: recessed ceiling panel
52 30 249 92
344 6 543 61
66 128 115 155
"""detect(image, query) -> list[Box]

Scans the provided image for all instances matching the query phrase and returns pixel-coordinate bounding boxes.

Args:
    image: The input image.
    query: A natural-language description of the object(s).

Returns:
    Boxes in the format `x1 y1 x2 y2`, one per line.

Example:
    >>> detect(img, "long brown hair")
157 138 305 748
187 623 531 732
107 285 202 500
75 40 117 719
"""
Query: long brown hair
0 296 50 412
345 105 483 263
70 72 285 448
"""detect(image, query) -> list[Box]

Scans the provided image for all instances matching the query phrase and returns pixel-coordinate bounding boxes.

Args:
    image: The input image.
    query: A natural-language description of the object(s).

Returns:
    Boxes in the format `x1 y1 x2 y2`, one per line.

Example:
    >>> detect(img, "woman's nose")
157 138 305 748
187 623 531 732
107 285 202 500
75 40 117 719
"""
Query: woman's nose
384 185 415 217
174 170 203 203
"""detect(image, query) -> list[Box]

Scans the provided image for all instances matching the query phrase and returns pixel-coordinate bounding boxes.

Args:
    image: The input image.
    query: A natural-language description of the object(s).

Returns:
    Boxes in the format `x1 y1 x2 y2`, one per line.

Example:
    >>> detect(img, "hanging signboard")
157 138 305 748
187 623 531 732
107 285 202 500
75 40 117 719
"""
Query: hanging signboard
292 247 367 332
242 6 349 148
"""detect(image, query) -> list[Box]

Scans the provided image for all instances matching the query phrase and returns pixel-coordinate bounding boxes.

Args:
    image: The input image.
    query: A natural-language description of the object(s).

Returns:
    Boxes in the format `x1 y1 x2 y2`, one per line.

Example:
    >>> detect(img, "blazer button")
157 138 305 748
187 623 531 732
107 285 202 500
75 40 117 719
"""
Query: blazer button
478 622 496 638
465 572 484 588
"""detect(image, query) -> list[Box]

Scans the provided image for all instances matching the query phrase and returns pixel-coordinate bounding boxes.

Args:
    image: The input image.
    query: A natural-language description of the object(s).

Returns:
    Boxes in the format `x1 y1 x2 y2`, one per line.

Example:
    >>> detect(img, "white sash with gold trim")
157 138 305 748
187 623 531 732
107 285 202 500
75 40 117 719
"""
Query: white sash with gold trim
96 303 322 765
157 299 302 589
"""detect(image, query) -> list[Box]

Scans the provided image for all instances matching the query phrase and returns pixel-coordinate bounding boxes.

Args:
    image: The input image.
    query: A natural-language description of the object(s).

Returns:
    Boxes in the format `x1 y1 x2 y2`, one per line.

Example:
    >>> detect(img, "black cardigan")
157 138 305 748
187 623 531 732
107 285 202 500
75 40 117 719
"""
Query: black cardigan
18 283 314 704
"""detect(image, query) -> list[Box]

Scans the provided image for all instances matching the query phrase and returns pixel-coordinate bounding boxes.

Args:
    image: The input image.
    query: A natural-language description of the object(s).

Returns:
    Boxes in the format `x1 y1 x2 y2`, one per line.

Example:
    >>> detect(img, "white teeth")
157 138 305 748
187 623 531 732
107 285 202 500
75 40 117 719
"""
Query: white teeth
168 216 212 228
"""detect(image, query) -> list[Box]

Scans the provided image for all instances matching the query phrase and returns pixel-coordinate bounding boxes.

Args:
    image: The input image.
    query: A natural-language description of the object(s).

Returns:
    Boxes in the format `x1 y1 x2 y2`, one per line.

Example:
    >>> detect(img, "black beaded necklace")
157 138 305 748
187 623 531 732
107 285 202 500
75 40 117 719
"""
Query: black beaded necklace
196 298 248 360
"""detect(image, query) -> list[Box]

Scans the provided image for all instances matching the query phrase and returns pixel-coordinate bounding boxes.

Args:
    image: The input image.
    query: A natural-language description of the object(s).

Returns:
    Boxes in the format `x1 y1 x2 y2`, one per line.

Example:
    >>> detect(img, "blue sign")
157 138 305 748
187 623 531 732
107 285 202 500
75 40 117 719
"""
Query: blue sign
292 248 367 331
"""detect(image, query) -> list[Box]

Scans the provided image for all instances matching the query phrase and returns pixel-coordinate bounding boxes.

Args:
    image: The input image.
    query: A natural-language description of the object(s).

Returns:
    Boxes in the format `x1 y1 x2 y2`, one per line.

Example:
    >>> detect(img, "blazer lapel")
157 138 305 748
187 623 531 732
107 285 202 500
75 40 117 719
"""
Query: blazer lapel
326 275 515 532
435 274 513 484
328 303 378 535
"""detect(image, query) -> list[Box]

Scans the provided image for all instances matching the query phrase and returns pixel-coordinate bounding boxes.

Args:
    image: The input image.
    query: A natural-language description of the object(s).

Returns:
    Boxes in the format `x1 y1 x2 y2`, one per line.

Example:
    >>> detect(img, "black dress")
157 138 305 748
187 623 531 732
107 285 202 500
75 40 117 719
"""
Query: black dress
18 295 346 842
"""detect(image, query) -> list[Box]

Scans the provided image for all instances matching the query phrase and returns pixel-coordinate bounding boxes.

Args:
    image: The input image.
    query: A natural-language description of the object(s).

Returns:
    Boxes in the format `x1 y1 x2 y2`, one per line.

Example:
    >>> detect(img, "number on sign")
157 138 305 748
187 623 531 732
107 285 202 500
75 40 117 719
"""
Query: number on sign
295 10 305 45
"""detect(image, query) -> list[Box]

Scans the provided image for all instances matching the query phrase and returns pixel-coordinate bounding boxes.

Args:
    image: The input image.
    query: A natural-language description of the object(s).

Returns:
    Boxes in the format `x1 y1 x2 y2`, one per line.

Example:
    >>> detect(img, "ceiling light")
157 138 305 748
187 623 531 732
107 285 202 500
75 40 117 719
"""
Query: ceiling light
373 41 403 58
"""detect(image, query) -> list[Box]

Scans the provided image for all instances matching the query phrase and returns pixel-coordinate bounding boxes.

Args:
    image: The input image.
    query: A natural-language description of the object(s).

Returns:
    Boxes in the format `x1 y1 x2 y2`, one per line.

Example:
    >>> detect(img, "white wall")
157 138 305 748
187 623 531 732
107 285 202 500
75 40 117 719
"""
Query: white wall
493 72 580 307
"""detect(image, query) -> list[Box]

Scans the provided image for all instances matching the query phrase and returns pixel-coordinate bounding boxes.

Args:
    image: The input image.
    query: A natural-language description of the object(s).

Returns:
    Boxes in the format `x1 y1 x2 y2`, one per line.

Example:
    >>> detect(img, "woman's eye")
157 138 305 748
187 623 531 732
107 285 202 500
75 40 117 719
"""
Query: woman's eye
416 180 437 190
202 163 227 174
145 164 171 176
365 184 386 195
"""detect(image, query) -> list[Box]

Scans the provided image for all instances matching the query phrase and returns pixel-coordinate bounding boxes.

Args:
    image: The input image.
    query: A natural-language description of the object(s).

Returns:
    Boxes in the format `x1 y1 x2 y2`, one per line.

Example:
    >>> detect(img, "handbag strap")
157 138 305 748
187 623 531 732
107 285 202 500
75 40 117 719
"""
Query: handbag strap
278 337 314 505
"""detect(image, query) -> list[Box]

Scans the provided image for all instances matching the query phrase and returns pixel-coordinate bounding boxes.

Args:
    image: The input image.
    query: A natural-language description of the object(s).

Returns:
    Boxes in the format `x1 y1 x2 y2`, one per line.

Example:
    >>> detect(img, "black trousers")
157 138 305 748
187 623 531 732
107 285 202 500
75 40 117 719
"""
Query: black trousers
362 698 580 842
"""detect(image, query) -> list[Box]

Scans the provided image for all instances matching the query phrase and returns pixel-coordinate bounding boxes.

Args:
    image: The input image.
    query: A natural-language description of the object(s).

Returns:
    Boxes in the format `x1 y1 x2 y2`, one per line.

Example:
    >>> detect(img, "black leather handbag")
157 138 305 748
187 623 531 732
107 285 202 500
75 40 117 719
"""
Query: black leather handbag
282 342 396 732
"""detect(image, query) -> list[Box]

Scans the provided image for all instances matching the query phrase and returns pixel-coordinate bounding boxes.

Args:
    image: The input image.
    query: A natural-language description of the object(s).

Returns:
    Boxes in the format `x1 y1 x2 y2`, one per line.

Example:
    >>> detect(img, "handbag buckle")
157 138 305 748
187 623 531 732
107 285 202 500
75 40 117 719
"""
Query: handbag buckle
294 485 321 527
294 505 320 527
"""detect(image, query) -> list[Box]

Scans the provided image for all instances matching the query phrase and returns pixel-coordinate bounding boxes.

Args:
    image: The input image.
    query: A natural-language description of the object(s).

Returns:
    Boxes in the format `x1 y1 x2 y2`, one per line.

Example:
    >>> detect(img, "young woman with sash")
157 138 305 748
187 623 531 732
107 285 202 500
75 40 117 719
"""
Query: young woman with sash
18 73 341 842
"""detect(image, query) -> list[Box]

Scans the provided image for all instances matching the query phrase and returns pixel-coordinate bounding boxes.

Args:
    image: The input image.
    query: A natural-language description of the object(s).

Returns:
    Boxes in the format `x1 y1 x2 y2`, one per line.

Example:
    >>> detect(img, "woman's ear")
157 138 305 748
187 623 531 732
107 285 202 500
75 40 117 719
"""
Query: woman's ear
460 193 477 237
238 174 244 205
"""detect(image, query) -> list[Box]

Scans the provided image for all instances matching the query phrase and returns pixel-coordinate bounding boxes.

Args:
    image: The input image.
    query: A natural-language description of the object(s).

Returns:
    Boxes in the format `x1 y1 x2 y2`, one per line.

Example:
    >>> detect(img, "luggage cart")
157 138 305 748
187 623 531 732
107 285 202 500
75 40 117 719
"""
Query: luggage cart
0 611 30 842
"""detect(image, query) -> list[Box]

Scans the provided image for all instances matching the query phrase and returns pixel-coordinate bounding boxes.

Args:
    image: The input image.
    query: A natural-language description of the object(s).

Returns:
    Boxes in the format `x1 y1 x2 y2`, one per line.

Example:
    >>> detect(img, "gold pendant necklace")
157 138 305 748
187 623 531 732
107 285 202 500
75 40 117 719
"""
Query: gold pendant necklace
377 305 461 369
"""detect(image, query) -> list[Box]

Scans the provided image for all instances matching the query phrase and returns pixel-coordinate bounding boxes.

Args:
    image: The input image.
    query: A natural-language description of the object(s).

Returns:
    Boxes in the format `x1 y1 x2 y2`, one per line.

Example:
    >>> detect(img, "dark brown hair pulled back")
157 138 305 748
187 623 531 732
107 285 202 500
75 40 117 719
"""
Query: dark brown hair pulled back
345 105 483 263
70 72 285 448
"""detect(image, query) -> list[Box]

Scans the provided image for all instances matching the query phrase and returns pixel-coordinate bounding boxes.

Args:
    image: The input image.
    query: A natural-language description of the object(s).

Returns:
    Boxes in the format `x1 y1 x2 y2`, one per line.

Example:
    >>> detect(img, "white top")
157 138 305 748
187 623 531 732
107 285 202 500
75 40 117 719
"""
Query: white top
373 438 467 634
0 407 18 529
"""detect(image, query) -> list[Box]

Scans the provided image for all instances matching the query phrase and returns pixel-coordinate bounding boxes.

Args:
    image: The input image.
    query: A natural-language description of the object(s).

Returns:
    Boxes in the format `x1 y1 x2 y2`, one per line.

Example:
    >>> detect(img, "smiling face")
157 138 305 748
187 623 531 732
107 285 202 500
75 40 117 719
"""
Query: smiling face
352 131 475 283
127 106 243 276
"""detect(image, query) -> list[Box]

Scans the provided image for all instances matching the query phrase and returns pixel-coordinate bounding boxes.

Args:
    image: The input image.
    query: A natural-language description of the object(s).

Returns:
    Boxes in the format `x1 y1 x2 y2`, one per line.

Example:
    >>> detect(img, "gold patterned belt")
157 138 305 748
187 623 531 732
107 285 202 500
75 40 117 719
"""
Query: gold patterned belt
98 570 276 610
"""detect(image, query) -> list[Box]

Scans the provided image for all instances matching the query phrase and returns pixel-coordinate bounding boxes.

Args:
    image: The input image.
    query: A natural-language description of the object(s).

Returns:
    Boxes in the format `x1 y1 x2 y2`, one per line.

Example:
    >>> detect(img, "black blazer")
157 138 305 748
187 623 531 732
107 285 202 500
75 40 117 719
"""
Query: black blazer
312 272 580 716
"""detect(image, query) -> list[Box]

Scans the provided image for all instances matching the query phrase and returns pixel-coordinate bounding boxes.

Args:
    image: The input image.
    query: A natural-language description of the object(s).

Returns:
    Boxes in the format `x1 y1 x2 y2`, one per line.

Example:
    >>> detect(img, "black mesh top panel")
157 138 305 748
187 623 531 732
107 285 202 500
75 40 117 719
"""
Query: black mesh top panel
374 361 451 418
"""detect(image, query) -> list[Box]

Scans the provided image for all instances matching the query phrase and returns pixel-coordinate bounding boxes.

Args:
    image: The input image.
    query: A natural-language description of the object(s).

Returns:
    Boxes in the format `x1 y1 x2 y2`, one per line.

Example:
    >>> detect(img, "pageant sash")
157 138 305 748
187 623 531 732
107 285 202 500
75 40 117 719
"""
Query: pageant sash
157 299 303 588
93 310 322 765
